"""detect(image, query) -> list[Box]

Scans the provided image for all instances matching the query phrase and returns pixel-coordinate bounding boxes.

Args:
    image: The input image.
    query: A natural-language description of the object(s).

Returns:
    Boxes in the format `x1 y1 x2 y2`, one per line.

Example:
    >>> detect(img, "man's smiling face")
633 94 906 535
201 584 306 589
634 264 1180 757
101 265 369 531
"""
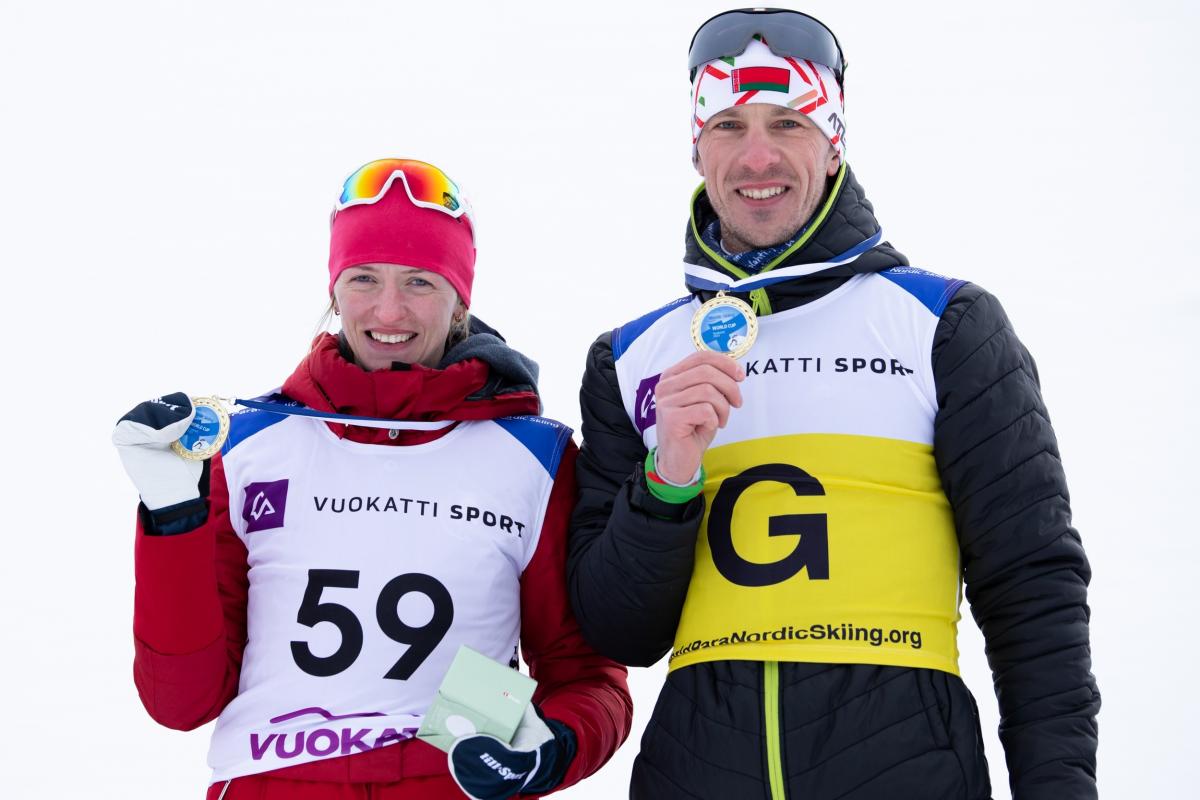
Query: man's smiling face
695 103 840 252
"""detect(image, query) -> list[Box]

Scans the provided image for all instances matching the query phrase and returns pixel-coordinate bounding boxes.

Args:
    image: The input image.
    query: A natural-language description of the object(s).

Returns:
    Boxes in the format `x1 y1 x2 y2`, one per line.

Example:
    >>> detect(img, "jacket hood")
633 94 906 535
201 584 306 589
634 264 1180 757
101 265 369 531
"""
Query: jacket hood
279 317 540 444
436 316 540 402
684 163 908 314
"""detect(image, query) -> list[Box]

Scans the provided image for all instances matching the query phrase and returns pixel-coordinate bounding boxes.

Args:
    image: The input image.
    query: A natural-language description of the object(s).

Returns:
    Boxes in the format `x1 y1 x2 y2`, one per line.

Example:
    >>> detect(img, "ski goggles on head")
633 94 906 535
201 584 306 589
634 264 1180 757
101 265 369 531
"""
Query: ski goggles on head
333 158 472 221
688 8 845 84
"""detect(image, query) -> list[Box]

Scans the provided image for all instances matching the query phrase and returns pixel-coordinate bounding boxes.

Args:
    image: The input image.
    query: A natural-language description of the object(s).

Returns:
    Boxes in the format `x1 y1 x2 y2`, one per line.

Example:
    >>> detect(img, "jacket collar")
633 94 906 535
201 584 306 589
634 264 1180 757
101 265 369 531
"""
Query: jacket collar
279 321 540 445
684 163 909 315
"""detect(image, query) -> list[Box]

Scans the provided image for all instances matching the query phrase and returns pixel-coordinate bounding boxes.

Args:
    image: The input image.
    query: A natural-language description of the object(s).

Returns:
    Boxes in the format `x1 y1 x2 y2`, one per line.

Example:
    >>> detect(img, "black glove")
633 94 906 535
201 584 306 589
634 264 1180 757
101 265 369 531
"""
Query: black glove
448 705 577 799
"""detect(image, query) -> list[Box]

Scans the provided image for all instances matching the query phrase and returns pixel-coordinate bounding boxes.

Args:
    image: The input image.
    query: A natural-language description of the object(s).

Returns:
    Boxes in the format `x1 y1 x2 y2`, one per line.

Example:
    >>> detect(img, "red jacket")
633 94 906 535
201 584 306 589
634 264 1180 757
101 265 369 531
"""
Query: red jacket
133 333 632 795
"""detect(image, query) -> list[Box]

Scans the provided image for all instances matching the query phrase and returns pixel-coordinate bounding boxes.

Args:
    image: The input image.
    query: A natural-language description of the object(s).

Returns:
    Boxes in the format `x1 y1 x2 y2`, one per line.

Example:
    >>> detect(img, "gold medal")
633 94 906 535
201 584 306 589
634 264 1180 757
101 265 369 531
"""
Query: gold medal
170 396 231 461
691 291 758 359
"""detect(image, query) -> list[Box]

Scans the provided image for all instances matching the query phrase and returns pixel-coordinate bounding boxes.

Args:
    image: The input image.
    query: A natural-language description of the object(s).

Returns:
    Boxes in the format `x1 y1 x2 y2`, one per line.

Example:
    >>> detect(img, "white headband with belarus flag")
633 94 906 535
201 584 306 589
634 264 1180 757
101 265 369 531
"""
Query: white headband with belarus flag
691 37 846 157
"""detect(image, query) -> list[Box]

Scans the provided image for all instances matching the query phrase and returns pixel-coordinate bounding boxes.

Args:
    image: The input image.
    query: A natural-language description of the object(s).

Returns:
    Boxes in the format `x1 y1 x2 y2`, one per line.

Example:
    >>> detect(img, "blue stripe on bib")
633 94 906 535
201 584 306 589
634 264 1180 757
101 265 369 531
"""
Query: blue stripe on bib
493 416 573 477
879 267 966 317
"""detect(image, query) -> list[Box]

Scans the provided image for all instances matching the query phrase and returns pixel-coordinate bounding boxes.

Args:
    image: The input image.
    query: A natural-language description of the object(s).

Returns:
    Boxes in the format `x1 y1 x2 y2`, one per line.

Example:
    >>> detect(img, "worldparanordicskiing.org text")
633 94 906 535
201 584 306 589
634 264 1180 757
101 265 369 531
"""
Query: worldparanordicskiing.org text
670 622 924 662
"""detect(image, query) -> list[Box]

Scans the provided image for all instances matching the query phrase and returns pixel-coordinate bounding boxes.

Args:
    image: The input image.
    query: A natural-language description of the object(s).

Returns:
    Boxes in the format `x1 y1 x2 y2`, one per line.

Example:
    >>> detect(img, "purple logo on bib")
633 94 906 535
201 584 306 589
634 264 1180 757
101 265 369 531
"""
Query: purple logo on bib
634 374 662 434
248 707 414 763
243 479 289 533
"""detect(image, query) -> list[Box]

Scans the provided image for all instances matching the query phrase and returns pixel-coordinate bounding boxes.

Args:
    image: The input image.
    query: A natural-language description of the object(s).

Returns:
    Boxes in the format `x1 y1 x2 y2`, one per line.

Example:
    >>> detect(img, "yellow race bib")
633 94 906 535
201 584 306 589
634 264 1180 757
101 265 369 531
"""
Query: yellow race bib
670 432 962 675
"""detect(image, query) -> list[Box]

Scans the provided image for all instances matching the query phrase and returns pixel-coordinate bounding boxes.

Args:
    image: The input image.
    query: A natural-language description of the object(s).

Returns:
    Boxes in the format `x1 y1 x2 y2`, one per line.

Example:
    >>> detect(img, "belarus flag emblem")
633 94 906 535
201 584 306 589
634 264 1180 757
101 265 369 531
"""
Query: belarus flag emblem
731 66 790 93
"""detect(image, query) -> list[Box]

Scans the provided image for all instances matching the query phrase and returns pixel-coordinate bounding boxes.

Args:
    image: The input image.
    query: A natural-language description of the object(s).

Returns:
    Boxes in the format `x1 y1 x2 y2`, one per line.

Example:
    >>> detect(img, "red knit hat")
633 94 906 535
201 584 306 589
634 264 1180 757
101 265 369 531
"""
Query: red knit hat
328 176 476 306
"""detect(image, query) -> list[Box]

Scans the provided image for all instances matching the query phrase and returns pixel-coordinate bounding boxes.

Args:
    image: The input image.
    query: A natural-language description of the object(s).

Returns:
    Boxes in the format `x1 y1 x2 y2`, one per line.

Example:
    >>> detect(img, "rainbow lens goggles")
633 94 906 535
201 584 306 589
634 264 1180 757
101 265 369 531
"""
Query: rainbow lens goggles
334 158 472 221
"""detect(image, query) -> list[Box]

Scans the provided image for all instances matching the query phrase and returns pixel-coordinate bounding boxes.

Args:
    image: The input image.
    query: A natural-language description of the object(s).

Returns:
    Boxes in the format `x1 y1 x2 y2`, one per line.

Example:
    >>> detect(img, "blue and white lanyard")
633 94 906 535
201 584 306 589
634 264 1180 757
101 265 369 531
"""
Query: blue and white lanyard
233 396 458 431
684 230 883 293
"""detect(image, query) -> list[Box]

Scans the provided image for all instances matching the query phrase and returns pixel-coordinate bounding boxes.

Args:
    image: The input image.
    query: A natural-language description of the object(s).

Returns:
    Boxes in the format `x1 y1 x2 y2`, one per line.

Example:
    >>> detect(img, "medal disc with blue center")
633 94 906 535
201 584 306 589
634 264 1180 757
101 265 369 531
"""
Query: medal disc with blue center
170 397 230 461
691 294 758 359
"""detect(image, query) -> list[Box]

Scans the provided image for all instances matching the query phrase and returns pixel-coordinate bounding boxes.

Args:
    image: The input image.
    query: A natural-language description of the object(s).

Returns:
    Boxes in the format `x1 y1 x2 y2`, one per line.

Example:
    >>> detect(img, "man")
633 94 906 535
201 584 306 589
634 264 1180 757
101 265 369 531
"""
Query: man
568 8 1099 799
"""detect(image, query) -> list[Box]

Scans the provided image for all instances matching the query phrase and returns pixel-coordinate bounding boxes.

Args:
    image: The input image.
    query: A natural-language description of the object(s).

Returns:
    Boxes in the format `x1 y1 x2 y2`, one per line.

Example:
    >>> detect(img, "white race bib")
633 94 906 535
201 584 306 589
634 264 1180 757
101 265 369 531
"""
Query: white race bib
207 413 570 782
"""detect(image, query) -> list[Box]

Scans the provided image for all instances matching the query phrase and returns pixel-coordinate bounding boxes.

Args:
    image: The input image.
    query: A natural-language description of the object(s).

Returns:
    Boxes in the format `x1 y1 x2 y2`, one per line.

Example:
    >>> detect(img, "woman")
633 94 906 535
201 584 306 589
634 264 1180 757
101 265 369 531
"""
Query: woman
113 159 631 799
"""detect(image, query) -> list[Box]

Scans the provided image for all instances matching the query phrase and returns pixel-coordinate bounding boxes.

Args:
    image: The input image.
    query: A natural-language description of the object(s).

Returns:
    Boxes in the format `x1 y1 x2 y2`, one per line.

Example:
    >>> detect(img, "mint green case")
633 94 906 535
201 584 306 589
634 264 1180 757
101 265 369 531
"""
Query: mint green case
416 645 537 752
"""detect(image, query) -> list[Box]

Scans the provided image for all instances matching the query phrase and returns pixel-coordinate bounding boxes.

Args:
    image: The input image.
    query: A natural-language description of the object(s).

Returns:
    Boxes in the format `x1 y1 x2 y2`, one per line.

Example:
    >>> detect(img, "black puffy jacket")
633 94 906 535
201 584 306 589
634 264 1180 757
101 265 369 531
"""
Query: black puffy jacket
567 166 1099 799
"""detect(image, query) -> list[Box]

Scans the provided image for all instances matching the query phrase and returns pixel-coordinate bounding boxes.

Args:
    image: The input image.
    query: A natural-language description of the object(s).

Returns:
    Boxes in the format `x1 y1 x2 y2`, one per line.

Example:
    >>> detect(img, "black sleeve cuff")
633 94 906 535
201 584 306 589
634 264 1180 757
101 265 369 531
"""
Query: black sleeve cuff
139 497 209 536
524 716 578 795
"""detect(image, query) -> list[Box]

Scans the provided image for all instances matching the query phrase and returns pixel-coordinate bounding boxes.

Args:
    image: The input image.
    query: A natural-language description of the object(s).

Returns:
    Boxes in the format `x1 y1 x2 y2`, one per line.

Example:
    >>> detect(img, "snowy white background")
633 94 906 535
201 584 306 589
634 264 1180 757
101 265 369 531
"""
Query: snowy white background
2 0 1197 796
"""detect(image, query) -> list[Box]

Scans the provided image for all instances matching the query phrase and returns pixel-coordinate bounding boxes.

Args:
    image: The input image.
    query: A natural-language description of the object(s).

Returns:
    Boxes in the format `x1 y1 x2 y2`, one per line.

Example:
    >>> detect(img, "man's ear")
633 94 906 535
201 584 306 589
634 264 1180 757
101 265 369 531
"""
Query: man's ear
827 149 841 177
693 145 707 178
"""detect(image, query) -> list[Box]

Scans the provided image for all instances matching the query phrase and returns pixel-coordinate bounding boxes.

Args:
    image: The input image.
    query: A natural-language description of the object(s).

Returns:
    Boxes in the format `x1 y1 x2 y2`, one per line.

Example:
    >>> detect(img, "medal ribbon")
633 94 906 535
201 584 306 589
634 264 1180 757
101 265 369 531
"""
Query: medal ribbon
684 230 883 293
233 397 458 431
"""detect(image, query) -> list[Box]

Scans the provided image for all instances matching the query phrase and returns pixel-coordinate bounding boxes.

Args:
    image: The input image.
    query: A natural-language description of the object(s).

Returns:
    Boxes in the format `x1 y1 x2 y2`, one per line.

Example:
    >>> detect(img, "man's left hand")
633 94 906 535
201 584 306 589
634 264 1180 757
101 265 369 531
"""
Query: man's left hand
448 705 576 799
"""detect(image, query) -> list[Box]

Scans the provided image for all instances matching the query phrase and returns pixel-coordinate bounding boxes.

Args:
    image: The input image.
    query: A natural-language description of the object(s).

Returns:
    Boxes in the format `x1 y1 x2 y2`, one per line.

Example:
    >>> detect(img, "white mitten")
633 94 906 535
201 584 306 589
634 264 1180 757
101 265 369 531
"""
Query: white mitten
112 393 203 510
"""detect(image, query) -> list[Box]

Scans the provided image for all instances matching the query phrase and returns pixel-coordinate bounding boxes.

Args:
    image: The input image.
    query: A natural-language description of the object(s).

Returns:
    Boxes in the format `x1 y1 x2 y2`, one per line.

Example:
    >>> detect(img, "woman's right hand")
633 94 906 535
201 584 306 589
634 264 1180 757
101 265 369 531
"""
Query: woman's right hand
112 393 204 510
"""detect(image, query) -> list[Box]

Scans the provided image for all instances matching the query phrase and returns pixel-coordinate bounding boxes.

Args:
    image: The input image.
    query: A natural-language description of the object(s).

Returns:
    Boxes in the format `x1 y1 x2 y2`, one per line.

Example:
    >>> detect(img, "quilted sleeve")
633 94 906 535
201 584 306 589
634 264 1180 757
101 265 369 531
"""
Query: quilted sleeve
932 283 1100 799
566 332 705 667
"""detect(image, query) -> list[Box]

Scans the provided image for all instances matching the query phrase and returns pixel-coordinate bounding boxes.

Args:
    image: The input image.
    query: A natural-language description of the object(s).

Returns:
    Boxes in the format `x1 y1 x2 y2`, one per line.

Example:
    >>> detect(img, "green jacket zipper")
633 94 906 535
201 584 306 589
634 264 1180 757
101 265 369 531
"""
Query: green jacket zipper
764 661 787 799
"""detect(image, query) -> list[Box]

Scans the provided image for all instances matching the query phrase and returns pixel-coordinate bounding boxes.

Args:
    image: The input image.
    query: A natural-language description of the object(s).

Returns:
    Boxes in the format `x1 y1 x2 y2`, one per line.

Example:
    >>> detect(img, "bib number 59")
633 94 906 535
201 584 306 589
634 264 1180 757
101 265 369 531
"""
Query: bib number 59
290 569 454 680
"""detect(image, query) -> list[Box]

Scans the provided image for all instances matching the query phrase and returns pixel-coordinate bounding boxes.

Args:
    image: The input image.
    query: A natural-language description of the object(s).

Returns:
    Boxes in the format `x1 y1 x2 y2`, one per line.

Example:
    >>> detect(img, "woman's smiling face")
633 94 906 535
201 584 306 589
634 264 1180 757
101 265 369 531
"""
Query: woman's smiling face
333 263 462 370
